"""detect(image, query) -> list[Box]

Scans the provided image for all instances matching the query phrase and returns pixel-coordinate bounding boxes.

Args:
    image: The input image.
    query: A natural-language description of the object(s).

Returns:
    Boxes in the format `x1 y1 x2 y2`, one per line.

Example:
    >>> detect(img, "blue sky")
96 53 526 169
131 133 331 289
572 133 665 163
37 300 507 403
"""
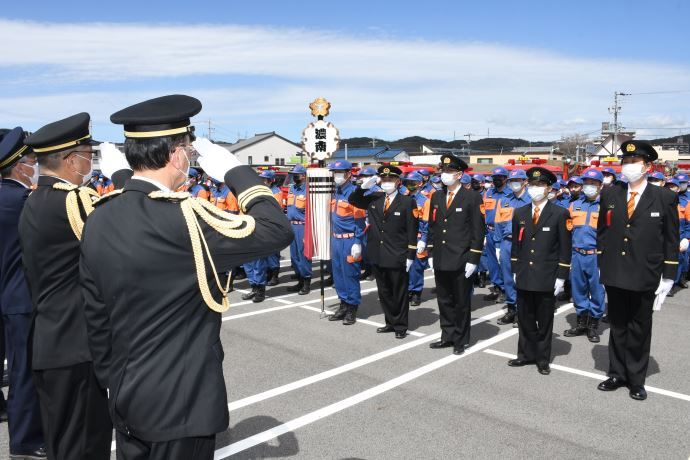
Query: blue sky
2 1 689 143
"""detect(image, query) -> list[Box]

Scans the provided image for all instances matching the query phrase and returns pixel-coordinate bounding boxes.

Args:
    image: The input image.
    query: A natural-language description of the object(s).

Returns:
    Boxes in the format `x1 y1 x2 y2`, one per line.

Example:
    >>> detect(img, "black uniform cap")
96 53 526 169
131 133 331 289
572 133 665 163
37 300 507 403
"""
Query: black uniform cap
0 128 10 142
110 95 202 139
377 165 402 178
439 153 469 171
619 140 658 162
0 127 29 169
526 167 557 186
24 113 97 154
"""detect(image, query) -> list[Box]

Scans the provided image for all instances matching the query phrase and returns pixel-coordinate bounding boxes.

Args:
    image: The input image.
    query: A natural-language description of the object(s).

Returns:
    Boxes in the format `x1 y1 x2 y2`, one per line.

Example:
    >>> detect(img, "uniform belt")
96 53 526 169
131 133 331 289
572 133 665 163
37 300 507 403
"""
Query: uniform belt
290 220 305 225
573 248 597 255
333 232 355 239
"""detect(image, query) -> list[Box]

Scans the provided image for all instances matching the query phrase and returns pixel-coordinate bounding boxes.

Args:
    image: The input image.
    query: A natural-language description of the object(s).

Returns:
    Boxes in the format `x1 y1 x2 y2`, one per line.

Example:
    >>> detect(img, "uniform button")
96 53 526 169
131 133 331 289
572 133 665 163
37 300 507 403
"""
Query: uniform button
623 238 628 242
529 261 533 265
621 251 626 255
532 237 536 241
444 219 447 222
380 240 383 244
442 240 446 244
626 224 631 228
443 229 446 233
530 249 534 253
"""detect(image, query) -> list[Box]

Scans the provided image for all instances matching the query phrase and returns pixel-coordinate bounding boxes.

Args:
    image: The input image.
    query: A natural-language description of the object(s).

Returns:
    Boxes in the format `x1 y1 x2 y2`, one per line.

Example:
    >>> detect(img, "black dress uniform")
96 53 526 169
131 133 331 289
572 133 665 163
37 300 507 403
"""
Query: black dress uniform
19 113 130 460
509 167 571 374
597 141 679 399
81 95 293 459
349 165 418 338
0 128 45 457
427 155 486 353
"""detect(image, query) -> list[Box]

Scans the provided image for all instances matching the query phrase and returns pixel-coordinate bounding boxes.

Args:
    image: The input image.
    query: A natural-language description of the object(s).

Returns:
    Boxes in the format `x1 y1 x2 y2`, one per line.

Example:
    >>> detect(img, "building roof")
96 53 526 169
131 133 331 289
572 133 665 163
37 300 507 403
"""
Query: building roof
332 146 406 159
219 131 301 152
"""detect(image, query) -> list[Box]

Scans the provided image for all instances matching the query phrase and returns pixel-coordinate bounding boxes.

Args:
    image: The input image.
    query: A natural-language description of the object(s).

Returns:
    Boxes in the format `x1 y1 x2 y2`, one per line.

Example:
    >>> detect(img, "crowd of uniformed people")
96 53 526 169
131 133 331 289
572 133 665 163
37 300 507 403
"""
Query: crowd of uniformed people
0 93 687 459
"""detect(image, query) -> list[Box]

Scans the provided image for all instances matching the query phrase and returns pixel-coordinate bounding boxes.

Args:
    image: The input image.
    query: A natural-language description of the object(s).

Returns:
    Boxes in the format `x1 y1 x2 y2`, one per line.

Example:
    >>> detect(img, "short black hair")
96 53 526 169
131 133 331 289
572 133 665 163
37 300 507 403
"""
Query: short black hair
0 163 16 178
124 132 195 171
37 151 63 170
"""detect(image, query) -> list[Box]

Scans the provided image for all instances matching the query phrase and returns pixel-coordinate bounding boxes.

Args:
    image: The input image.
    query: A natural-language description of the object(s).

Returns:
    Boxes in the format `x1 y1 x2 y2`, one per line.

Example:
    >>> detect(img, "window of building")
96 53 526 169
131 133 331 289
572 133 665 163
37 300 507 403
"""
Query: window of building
248 156 253 165
477 158 493 164
264 156 269 163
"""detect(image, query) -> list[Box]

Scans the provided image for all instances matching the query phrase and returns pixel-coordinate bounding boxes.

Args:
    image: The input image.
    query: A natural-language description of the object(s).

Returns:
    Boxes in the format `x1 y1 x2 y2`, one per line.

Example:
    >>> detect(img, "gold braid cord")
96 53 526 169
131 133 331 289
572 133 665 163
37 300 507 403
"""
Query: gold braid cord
149 192 256 313
52 183 100 240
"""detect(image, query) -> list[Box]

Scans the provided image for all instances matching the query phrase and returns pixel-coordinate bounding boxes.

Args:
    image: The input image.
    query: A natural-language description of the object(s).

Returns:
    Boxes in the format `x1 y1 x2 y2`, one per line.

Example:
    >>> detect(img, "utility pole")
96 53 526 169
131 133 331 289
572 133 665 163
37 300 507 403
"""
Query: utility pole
371 138 377 148
464 133 474 154
609 91 628 156
206 119 214 141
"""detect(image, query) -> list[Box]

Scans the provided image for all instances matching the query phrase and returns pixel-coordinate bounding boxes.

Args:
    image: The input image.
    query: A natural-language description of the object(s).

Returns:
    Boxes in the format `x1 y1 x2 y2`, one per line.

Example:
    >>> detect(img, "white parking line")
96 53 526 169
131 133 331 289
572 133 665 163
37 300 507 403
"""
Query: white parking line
296 304 427 337
225 307 507 413
483 349 690 402
213 304 573 459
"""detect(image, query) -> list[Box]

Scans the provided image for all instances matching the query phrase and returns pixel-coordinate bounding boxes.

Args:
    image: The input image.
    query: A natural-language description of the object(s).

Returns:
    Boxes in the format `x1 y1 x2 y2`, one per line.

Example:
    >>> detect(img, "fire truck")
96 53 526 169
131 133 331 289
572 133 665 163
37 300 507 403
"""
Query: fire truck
572 157 667 176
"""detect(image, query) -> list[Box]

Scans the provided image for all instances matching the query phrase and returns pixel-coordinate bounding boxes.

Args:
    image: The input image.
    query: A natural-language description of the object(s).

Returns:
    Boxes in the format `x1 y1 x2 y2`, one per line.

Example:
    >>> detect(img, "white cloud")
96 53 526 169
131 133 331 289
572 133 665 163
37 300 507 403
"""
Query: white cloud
1 18 689 141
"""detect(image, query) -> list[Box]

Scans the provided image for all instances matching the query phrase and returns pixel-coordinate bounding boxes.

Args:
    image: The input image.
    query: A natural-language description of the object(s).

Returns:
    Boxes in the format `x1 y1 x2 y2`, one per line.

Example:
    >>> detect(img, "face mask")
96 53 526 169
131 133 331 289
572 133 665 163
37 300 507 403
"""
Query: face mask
547 192 556 201
441 172 458 186
174 148 191 186
492 178 505 188
527 185 547 202
621 163 646 183
649 180 662 187
19 162 40 185
333 173 347 186
680 183 688 192
484 183 492 190
509 181 523 193
381 182 397 194
71 154 93 185
582 184 599 198
603 176 614 185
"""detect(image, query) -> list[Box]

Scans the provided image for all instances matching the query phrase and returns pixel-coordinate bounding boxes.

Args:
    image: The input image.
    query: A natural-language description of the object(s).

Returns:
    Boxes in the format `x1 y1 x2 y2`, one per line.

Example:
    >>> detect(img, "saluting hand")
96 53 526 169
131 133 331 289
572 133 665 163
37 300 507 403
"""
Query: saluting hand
193 137 241 182
98 142 131 179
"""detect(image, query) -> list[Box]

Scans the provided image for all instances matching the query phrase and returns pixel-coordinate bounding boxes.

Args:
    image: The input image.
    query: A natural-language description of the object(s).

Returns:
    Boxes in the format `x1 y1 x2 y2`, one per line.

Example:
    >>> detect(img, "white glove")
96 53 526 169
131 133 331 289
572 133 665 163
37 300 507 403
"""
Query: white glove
361 176 378 190
428 258 434 270
653 277 675 311
465 263 477 279
495 247 501 260
98 142 131 179
416 240 426 254
406 259 413 272
350 243 362 260
554 278 565 296
680 238 689 252
193 137 241 182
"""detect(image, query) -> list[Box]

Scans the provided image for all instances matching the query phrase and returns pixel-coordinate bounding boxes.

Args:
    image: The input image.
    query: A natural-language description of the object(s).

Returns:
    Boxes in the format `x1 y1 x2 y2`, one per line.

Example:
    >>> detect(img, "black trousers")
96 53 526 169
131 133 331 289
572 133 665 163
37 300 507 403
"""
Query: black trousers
605 286 654 386
116 431 215 460
372 265 409 332
516 289 555 366
4 313 44 453
33 362 112 460
434 269 473 347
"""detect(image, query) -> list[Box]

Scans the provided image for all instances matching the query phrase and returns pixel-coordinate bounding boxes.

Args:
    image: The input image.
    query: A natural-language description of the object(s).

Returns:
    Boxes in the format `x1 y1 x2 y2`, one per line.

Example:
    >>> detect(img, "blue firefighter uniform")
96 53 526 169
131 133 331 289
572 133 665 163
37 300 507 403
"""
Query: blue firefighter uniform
286 165 313 283
675 174 689 284
494 170 530 314
328 160 366 320
406 172 430 301
483 167 511 293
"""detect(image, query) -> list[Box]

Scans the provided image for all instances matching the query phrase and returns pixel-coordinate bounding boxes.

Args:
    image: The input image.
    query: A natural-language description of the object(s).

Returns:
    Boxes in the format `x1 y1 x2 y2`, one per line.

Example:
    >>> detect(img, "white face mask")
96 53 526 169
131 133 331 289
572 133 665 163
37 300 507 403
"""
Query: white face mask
484 183 492 190
380 182 397 195
547 191 556 201
680 183 688 192
527 185 547 202
333 173 347 186
441 172 458 186
71 154 93 185
509 181 523 193
19 162 40 185
582 184 600 198
649 180 662 187
621 163 646 183
603 176 614 185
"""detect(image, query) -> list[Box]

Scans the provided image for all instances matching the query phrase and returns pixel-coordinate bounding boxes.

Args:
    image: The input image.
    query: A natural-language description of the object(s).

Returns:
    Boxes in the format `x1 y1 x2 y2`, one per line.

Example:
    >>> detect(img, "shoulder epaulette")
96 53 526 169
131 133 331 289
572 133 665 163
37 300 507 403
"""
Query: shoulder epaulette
148 190 256 313
52 183 100 240
93 189 124 207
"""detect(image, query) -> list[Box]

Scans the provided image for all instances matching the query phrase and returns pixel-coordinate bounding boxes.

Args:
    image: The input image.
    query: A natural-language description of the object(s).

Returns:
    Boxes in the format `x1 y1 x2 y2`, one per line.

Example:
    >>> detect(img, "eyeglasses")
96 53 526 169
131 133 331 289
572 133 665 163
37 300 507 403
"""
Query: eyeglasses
63 149 95 160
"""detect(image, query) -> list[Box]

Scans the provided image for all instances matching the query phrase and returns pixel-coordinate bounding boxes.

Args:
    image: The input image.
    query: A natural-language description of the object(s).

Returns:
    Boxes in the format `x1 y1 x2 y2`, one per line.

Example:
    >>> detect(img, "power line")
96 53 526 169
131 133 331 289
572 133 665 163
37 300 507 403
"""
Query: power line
624 90 690 96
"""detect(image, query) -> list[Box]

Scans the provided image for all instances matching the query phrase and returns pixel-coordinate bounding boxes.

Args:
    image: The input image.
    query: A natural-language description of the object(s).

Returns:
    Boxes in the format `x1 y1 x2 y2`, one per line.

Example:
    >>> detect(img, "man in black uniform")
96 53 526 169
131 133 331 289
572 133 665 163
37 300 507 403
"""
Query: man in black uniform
507 167 571 375
19 112 132 460
0 128 46 459
596 140 678 400
81 95 293 460
426 154 485 355
349 165 418 339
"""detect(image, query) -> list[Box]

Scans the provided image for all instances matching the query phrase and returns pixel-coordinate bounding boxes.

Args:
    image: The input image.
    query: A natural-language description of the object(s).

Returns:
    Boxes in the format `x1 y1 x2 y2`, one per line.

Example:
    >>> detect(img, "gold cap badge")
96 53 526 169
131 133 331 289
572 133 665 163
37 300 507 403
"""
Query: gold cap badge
626 143 636 152
443 157 451 164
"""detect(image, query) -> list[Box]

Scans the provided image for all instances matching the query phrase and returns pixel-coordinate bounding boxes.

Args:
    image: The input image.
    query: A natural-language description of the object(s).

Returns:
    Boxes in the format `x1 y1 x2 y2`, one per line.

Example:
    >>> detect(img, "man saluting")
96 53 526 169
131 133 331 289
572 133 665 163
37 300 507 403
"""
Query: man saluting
80 95 293 459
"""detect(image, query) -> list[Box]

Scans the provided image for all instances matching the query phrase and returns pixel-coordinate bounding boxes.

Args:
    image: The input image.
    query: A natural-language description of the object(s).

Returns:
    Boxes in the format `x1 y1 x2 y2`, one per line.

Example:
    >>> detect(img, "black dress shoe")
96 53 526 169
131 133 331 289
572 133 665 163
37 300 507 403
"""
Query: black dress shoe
507 359 534 367
429 340 454 349
537 363 551 375
453 345 468 355
597 377 626 391
376 325 395 333
629 385 647 401
10 446 47 459
395 331 407 339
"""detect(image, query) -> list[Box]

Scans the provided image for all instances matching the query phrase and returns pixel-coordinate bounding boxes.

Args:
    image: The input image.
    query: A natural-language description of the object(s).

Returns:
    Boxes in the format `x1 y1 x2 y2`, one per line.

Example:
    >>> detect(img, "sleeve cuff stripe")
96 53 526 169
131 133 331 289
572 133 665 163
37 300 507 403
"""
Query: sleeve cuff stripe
470 249 482 253
664 260 679 264
558 263 571 267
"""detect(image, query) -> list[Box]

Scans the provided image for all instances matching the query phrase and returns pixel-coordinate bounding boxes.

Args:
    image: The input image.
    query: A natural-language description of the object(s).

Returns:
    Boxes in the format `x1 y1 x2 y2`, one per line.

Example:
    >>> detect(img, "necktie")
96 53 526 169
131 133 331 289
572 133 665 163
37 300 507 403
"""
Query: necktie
446 191 454 209
627 191 637 218
533 206 540 225
384 196 390 212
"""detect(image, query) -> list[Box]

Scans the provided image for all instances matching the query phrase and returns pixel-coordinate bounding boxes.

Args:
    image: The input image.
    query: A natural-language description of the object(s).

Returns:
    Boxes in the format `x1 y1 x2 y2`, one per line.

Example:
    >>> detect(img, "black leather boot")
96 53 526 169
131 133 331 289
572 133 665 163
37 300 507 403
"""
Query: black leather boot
298 278 311 295
587 316 600 343
343 304 357 325
241 285 256 300
329 302 347 321
267 268 279 286
252 285 266 303
286 277 304 292
564 313 588 337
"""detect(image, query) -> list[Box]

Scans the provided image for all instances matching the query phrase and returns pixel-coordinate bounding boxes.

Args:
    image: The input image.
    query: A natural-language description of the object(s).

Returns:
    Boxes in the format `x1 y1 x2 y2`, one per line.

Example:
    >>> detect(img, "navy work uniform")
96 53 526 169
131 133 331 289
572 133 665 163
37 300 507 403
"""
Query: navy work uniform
509 167 572 375
0 128 45 458
482 167 510 301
